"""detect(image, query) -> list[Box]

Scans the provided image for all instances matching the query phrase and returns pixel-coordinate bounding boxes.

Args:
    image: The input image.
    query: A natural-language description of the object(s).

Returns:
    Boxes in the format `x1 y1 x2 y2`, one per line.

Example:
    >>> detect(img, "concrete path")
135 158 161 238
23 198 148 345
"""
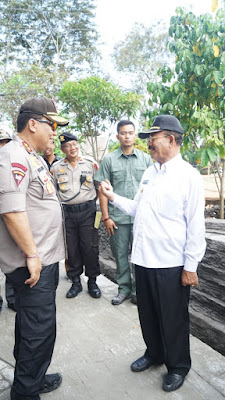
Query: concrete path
0 262 225 400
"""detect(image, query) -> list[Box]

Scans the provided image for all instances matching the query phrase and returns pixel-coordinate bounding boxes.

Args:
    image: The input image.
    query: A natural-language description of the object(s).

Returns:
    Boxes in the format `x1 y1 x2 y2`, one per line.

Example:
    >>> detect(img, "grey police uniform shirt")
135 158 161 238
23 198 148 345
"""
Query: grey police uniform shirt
94 147 152 224
51 156 98 205
0 135 65 274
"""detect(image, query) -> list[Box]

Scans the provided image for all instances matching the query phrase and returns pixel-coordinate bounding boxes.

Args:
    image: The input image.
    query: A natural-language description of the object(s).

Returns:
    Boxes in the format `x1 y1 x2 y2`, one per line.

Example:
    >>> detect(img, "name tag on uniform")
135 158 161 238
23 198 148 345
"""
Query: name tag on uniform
141 180 149 193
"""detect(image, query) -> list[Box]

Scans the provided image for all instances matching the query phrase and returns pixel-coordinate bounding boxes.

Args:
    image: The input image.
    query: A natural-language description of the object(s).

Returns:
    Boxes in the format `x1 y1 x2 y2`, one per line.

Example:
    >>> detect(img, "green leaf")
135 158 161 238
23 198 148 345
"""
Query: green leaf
218 145 225 158
204 74 212 88
214 71 222 85
200 148 210 167
207 147 218 162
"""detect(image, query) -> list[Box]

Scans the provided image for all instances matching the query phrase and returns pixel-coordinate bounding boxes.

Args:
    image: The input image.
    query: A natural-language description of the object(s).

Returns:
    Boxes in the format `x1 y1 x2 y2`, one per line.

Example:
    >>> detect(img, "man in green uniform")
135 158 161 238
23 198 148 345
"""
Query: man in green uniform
94 120 151 305
51 131 101 299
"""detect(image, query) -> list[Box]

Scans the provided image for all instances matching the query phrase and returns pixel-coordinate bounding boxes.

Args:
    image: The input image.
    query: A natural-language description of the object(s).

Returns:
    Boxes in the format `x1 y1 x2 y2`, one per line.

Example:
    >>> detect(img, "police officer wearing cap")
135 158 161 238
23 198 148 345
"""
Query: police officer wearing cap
0 97 69 400
51 131 101 299
99 115 206 393
0 129 16 312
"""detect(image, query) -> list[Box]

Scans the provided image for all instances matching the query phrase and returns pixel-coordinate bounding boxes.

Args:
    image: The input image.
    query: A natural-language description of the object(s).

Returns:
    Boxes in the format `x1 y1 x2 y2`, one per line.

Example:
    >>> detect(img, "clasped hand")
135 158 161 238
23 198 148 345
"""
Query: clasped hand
99 179 115 202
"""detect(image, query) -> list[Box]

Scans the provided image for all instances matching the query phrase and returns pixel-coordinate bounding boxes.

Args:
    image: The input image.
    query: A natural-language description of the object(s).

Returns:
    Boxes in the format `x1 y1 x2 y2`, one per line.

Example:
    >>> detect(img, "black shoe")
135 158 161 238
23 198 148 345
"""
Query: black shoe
131 355 152 372
11 386 40 400
131 294 137 304
66 278 82 298
162 373 185 392
131 355 163 372
8 303 16 312
40 373 62 394
88 278 101 298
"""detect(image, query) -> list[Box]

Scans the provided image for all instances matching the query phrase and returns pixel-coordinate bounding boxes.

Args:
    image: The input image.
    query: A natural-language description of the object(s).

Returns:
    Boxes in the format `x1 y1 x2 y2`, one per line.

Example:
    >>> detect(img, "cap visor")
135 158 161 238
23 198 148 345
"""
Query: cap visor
138 132 150 139
138 128 162 139
44 113 69 126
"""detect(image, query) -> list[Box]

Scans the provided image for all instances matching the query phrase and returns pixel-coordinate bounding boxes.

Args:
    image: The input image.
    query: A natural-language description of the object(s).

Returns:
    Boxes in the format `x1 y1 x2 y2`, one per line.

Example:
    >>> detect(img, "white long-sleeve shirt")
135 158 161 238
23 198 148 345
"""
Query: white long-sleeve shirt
112 154 206 272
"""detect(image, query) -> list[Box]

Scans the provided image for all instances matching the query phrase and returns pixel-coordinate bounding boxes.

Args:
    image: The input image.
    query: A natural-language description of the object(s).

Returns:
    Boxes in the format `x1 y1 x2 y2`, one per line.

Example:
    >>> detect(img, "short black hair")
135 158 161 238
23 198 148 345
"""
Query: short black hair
117 120 135 134
164 131 183 146
17 113 41 132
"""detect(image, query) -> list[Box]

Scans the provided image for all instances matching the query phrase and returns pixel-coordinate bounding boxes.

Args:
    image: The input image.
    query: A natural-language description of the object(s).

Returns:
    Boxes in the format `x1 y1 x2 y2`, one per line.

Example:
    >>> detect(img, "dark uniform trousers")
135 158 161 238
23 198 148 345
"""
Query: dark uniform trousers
6 263 59 398
135 265 191 377
63 200 100 281
6 276 15 304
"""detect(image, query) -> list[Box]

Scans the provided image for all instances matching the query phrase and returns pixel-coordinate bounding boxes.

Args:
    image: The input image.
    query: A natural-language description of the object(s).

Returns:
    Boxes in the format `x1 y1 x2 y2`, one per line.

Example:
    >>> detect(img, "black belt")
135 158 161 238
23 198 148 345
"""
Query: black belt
62 199 95 213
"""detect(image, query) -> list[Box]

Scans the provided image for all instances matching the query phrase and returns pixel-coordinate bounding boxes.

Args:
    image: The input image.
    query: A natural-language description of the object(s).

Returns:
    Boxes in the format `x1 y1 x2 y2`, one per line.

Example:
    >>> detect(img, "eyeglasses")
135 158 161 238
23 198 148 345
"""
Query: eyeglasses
147 135 168 143
33 119 58 131
62 142 78 149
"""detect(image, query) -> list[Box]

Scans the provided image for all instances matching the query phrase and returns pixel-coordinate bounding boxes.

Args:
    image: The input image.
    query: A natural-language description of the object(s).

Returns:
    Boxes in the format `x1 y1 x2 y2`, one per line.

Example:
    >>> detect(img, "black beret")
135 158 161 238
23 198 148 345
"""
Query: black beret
59 131 78 144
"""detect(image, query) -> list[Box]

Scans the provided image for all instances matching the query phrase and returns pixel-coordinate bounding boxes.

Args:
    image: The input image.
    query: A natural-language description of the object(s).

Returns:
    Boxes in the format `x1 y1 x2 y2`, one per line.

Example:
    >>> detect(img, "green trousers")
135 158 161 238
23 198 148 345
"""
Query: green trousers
110 224 136 296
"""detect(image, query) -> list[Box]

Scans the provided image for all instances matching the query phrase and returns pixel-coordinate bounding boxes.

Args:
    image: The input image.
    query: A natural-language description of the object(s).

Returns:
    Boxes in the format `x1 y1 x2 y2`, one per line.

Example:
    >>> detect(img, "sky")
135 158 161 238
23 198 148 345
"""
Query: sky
95 0 219 85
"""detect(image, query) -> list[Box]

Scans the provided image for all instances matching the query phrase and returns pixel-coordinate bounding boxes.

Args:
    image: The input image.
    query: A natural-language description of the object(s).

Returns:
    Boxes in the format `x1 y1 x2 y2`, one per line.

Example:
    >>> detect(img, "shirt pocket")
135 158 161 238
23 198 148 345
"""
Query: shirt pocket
133 166 146 182
156 187 182 220
57 175 69 192
81 175 94 191
110 168 124 185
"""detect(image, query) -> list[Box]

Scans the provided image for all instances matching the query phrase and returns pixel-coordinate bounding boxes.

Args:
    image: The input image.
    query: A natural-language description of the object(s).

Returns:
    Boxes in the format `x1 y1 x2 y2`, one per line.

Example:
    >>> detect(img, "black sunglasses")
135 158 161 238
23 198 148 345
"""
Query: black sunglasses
33 119 58 131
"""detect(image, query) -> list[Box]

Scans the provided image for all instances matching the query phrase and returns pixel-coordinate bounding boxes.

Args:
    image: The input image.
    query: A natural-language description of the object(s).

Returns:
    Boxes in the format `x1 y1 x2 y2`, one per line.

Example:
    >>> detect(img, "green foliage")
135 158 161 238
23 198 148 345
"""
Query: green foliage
0 0 100 125
0 64 69 126
59 76 142 161
145 6 225 168
112 22 171 94
0 0 99 73
145 6 225 217
109 137 149 154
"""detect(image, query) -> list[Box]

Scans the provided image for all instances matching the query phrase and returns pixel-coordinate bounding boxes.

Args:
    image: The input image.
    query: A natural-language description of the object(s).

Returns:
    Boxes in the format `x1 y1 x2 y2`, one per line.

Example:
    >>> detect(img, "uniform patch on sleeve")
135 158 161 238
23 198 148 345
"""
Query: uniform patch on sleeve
11 163 27 172
93 163 98 171
12 170 25 186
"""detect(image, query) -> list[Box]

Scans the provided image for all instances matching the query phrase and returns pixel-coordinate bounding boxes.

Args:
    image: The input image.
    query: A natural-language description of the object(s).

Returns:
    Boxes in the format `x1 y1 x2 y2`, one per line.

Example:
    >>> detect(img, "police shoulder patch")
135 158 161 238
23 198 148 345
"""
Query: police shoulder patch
12 170 25 186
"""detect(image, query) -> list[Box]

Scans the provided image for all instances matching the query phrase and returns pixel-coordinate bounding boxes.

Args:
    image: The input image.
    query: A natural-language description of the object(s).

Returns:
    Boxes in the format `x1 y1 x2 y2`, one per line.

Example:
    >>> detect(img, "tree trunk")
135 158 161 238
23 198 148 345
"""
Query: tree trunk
219 158 225 219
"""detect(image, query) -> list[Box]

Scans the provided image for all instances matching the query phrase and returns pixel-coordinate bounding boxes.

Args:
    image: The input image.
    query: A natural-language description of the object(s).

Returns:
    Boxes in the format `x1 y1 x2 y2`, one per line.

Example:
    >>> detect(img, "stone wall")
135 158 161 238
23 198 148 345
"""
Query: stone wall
98 219 225 356
190 219 225 356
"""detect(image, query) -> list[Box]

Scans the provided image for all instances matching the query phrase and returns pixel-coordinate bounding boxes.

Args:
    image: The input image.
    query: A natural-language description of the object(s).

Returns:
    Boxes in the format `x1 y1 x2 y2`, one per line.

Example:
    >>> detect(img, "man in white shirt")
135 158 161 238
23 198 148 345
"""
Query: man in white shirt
99 115 206 393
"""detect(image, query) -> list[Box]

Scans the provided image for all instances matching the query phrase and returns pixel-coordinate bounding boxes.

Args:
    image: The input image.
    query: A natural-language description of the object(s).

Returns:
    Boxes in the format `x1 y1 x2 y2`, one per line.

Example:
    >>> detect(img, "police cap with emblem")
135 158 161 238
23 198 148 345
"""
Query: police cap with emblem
19 97 69 126
59 131 78 144
0 128 12 141
139 115 184 139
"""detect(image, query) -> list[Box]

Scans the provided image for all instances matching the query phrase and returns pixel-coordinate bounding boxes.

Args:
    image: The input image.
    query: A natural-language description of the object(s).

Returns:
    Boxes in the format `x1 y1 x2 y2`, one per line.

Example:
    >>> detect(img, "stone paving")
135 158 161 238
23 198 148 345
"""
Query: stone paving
0 263 225 400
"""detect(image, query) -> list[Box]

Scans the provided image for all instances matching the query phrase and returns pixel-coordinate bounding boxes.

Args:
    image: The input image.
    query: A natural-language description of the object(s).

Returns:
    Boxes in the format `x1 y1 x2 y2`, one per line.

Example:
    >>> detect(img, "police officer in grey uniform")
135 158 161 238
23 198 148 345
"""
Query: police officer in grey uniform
0 97 69 400
51 131 101 299
0 129 15 311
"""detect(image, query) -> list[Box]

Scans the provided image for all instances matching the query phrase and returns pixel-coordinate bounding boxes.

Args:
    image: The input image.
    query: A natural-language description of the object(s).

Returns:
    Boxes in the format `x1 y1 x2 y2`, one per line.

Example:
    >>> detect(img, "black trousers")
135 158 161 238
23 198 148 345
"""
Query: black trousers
135 265 191 377
64 203 100 280
6 275 15 304
6 263 59 398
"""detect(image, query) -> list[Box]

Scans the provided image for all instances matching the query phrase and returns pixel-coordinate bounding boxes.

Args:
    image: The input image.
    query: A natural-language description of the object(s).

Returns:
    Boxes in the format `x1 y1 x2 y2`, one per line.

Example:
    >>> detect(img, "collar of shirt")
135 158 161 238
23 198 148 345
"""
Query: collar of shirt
117 146 138 159
154 153 182 173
